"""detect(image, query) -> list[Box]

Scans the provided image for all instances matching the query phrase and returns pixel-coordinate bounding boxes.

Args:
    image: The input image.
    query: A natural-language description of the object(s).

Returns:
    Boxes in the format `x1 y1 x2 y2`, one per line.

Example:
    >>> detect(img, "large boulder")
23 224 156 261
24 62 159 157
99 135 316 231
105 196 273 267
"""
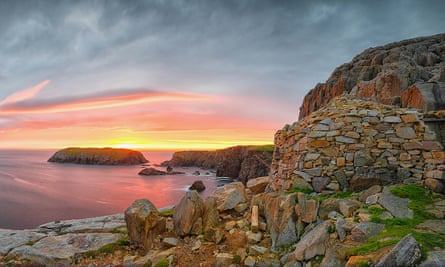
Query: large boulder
203 197 223 243
376 234 421 267
288 220 331 261
189 180 206 192
124 199 166 250
212 182 248 212
173 191 205 236
378 187 413 219
246 176 271 194
264 192 297 248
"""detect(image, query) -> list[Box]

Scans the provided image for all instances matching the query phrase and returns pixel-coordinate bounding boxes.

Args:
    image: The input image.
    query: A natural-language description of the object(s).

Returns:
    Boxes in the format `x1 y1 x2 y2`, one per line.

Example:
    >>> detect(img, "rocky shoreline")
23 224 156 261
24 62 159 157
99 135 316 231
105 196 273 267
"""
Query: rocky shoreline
1 177 444 266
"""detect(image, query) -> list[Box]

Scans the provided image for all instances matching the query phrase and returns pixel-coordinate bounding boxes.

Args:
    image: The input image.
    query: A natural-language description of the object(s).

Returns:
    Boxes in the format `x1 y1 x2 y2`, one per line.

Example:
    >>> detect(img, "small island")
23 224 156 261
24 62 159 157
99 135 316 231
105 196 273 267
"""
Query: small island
48 147 148 165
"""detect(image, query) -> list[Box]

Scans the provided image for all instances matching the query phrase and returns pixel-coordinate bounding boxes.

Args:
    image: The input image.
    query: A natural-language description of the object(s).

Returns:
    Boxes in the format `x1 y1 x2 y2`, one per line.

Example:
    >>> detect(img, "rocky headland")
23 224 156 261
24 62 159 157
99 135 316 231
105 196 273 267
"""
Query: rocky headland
161 145 274 184
48 147 148 165
2 33 445 266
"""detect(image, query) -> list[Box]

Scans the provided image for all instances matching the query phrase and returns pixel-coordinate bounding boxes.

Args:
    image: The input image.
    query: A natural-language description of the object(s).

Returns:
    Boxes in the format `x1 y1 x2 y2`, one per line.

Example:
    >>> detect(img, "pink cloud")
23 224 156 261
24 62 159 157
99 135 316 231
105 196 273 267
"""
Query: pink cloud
0 80 50 106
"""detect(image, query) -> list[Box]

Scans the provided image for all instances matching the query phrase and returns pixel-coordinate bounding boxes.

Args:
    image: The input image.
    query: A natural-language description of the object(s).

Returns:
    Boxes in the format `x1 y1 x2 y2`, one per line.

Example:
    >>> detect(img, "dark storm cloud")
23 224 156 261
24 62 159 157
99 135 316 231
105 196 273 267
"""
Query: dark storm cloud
1 0 444 114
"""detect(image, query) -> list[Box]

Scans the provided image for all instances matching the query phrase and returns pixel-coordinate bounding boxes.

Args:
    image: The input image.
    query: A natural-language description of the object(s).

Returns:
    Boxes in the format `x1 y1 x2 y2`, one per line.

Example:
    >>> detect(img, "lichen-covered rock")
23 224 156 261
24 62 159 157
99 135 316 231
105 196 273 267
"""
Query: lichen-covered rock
376 234 421 267
173 191 205 236
264 192 297 248
212 182 247 212
378 187 413 219
125 199 166 250
289 220 331 261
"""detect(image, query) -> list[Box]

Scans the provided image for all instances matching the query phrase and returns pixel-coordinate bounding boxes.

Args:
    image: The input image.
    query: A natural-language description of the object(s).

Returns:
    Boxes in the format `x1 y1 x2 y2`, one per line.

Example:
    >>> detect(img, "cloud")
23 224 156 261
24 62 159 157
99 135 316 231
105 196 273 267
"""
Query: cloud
0 80 49 106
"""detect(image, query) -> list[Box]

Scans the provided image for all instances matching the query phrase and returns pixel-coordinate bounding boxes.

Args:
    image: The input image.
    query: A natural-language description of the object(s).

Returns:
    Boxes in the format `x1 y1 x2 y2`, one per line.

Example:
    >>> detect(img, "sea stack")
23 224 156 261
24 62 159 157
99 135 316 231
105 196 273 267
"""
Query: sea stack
48 147 148 165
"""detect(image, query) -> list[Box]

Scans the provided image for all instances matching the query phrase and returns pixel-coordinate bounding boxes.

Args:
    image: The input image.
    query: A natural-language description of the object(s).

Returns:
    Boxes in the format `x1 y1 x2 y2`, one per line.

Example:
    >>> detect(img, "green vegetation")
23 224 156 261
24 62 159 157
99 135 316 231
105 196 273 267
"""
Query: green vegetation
155 258 169 267
84 237 130 258
160 208 174 217
285 188 312 194
247 145 274 152
25 240 36 246
357 260 370 267
232 254 241 264
144 260 153 267
348 185 445 260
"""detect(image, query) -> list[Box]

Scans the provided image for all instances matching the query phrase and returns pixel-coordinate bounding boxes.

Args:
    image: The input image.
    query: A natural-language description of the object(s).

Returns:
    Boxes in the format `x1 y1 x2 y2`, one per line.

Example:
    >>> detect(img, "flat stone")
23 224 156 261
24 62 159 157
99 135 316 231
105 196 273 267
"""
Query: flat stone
384 116 402 123
395 127 417 139
9 233 123 266
0 230 45 255
309 131 327 138
312 177 330 192
244 256 256 267
247 176 270 194
376 234 421 267
305 167 323 176
378 187 413 219
310 140 330 148
212 182 247 211
335 136 357 144
403 141 443 151
416 220 445 235
162 237 179 247
246 231 262 244
39 214 126 234
339 199 361 217
359 185 381 202
249 245 267 255
216 253 233 267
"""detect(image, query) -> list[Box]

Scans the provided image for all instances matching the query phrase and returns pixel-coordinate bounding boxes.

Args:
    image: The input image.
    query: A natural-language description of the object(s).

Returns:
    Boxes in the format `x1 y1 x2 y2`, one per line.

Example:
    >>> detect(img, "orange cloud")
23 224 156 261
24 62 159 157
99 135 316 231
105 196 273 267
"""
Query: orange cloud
0 80 50 106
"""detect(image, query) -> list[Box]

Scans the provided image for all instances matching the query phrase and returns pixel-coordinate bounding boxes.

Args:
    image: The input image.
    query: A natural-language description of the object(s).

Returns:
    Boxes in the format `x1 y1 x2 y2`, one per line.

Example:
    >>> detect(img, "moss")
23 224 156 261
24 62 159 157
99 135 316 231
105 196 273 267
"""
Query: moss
160 208 174 217
111 228 128 234
25 240 36 246
348 185 445 258
232 254 241 264
247 145 274 152
144 260 153 267
84 237 130 258
155 258 169 267
357 260 370 267
285 188 312 195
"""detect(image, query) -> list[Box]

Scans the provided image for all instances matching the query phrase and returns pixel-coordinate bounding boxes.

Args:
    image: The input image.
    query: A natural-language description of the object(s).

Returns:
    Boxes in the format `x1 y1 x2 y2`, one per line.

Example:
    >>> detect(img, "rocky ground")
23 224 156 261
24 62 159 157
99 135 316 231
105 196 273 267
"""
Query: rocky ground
2 176 444 267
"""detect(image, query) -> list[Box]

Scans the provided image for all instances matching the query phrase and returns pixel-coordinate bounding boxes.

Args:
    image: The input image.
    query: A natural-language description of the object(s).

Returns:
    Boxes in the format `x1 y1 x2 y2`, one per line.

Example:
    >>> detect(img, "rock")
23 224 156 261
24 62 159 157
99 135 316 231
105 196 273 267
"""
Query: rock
0 230 45 255
264 192 297 248
244 256 256 267
425 178 444 193
419 250 445 267
339 199 361 217
9 233 123 266
212 182 247 212
292 177 313 191
39 214 126 234
351 222 385 242
318 198 340 219
48 147 148 165
247 176 270 194
162 237 178 247
296 192 318 224
378 187 413 218
416 220 445 235
251 205 259 232
216 253 233 267
312 177 331 192
320 247 345 267
189 180 206 192
174 191 204 236
125 199 166 250
289 220 331 261
376 234 421 267
138 167 167 176
365 194 379 205
203 197 222 243
246 231 262 244
249 245 267 256
335 218 346 241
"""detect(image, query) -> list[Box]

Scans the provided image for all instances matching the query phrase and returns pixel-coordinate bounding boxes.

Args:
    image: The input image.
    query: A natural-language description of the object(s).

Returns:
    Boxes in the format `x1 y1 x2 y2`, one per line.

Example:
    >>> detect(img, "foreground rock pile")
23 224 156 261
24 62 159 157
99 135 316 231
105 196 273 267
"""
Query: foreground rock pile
271 95 445 194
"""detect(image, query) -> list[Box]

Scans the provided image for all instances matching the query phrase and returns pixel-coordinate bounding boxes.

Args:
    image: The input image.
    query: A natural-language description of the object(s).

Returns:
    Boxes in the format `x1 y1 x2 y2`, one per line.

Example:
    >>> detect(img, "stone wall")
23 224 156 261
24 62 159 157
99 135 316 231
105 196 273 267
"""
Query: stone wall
271 95 445 193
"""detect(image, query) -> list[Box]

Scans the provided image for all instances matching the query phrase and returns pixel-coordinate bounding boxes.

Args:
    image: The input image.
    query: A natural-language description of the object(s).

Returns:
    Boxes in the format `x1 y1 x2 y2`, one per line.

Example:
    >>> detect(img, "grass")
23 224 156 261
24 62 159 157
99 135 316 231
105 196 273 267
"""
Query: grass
84 237 130 258
155 258 169 267
348 185 445 261
285 188 312 194
25 240 36 246
247 145 274 152
232 254 241 264
160 208 174 217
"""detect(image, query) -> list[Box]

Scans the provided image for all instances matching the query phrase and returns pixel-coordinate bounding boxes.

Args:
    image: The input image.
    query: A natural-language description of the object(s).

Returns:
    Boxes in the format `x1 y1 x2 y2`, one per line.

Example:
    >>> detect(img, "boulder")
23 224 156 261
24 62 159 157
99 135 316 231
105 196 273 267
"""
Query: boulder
189 180 206 192
416 220 445 235
264 192 298 248
9 233 123 266
378 187 413 219
339 199 361 217
216 253 233 267
424 178 444 193
351 222 385 242
318 198 340 219
246 176 270 194
419 250 445 267
203 197 223 244
173 191 205 236
289 220 331 261
124 199 166 250
295 192 318 224
138 168 167 176
212 182 248 212
376 234 421 267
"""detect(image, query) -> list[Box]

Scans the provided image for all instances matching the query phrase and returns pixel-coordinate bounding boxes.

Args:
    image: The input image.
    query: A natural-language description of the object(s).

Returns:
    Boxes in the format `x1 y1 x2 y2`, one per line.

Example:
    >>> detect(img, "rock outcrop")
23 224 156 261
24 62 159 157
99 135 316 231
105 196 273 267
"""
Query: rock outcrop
161 145 273 184
48 147 148 165
271 95 445 193
138 167 184 176
299 33 445 119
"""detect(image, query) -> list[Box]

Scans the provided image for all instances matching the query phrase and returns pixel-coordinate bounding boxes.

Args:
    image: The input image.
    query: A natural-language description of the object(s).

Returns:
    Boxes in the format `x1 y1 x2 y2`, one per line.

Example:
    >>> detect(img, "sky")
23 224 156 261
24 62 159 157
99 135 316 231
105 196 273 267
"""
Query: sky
1 0 444 150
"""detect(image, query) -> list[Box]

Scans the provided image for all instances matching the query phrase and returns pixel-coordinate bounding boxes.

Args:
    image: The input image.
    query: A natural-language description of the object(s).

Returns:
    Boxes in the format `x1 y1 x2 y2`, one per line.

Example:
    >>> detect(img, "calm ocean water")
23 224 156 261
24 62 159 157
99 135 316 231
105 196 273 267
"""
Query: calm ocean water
0 150 227 230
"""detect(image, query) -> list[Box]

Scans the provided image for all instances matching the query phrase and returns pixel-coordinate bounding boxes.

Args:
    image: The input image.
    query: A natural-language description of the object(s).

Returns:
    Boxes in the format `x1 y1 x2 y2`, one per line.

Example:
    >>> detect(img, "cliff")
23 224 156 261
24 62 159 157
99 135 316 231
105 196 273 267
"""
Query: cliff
161 145 273 184
48 147 148 165
299 33 445 119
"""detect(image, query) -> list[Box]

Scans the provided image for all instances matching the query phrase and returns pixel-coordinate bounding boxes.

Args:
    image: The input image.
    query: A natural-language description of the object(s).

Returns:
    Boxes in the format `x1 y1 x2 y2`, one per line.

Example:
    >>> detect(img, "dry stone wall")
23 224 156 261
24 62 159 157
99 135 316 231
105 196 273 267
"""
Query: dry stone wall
271 95 445 193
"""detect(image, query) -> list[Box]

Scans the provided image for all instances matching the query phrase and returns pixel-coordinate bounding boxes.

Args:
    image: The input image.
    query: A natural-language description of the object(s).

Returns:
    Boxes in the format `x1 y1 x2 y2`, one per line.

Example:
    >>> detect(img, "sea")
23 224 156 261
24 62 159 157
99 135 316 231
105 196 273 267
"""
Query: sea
0 150 230 230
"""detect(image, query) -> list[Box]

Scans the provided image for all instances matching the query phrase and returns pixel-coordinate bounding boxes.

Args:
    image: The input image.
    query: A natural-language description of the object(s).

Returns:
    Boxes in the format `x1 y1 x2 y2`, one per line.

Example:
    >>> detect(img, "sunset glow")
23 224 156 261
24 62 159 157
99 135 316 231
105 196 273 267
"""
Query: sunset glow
0 80 286 150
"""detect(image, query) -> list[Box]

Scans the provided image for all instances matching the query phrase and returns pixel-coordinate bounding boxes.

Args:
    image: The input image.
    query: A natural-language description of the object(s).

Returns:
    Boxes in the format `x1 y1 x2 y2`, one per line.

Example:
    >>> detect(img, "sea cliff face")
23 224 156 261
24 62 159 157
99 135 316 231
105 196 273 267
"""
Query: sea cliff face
48 147 148 165
299 33 445 119
162 145 273 184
